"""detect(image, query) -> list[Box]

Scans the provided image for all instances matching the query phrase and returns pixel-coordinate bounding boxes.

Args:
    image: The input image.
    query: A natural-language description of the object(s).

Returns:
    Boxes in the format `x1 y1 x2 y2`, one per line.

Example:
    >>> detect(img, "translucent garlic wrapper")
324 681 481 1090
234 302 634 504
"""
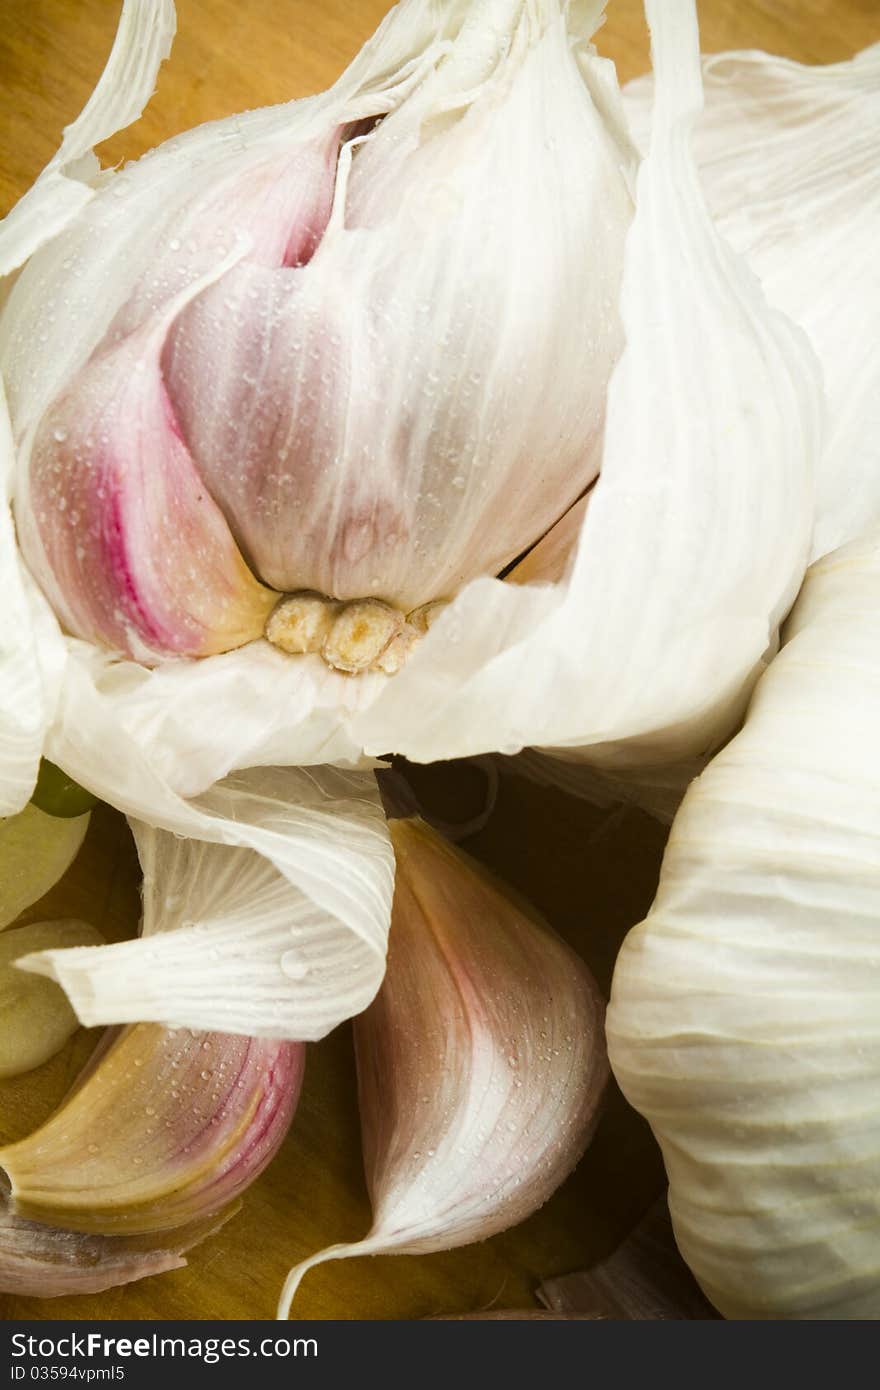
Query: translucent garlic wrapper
8 0 633 666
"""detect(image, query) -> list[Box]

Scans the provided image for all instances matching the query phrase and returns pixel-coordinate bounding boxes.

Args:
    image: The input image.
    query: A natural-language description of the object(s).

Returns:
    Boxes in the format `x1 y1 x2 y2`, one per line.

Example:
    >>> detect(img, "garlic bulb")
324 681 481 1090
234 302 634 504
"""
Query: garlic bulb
608 529 880 1319
278 817 607 1318
8 0 632 668
0 919 103 1077
0 0 835 1047
0 1021 304 1235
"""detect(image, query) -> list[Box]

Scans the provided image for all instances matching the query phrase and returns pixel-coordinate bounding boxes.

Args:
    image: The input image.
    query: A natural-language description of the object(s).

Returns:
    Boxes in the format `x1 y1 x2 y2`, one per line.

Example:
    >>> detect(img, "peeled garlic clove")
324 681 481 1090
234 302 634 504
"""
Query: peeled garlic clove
0 803 90 932
22 305 277 662
278 816 607 1317
0 920 104 1078
0 1023 304 1234
0 1204 233 1298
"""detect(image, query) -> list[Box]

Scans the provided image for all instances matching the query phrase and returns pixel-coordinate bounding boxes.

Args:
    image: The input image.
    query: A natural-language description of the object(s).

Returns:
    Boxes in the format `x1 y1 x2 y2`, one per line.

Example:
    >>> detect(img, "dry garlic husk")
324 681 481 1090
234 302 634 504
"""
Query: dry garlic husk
0 1206 231 1298
20 765 394 1041
350 0 820 770
0 1022 304 1234
608 528 880 1319
0 920 103 1078
0 0 829 1046
624 42 880 565
278 817 607 1318
0 802 90 931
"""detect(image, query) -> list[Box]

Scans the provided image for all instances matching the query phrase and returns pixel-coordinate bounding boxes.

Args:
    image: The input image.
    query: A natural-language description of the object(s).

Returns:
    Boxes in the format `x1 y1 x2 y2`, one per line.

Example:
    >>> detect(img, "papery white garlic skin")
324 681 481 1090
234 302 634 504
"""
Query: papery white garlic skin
278 816 607 1317
608 530 880 1320
0 919 103 1078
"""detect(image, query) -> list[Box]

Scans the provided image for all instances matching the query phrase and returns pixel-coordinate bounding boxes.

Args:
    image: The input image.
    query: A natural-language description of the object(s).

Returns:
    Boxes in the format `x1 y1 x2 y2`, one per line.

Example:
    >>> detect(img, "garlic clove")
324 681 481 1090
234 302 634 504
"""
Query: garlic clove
0 920 104 1078
0 1023 304 1234
23 302 277 663
159 3 634 614
278 816 607 1317
0 1204 233 1299
113 133 343 338
0 802 90 932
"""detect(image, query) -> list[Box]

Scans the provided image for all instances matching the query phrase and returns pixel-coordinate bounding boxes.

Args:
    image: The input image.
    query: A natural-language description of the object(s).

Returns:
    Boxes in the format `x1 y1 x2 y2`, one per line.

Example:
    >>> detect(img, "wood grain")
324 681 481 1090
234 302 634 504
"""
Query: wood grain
1 0 877 1322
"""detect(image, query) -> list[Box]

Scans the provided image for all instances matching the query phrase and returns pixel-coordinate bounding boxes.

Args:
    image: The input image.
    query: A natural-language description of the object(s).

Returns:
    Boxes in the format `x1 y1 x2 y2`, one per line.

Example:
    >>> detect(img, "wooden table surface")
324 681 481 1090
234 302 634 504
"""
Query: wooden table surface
1 0 877 1323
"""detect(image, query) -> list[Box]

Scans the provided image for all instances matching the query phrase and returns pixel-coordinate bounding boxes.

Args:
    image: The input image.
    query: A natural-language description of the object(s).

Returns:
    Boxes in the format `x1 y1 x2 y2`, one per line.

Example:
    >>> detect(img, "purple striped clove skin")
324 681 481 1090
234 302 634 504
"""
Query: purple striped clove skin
25 318 278 664
0 1023 304 1235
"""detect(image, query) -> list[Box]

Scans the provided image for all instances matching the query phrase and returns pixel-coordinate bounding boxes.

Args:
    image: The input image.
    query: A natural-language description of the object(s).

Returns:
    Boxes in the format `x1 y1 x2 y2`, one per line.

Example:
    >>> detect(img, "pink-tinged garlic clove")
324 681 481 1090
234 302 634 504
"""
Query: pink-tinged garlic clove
113 134 343 338
0 1205 234 1299
0 1023 304 1235
278 816 607 1317
0 920 104 1078
21 314 277 663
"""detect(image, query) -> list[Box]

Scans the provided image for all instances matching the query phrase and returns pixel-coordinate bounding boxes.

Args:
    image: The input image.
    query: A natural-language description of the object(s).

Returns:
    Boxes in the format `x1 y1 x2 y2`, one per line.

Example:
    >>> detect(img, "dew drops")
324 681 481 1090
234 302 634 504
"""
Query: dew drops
280 950 310 981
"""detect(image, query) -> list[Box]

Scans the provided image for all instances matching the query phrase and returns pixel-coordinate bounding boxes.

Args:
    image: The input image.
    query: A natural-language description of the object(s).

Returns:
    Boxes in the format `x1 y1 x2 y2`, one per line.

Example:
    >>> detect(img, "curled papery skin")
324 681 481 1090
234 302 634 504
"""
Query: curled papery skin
0 920 104 1078
0 1205 233 1298
608 530 880 1319
278 816 607 1318
0 803 90 931
23 299 276 663
0 1023 304 1235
